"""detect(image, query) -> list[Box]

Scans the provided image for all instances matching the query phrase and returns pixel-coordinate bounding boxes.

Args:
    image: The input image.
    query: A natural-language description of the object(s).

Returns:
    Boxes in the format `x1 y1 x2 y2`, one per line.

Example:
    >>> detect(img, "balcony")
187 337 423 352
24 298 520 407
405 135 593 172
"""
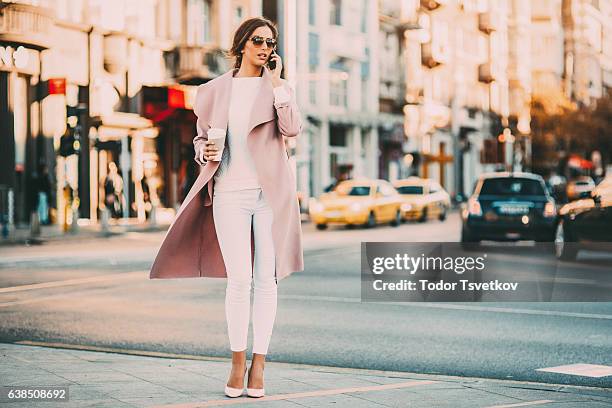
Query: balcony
478 12 499 34
420 0 448 11
0 2 54 50
327 26 365 61
167 45 230 83
478 62 495 83
421 41 448 68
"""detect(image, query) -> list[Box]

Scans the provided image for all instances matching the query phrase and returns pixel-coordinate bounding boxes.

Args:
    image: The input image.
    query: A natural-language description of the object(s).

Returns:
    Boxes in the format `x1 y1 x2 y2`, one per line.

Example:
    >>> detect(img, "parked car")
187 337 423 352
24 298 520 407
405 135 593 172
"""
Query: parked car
555 180 612 260
566 176 595 201
461 172 557 243
309 178 403 229
392 177 451 222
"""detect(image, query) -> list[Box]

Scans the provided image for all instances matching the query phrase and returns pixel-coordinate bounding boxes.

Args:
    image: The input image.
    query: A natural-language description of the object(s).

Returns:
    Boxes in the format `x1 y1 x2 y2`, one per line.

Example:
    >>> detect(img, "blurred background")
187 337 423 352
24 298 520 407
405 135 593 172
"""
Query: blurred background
0 0 610 231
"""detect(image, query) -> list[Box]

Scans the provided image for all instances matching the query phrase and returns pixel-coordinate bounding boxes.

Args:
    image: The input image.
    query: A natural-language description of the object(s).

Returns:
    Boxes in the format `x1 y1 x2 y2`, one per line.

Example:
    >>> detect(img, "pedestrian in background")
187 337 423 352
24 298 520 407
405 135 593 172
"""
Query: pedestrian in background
34 163 52 225
149 16 305 399
104 162 124 218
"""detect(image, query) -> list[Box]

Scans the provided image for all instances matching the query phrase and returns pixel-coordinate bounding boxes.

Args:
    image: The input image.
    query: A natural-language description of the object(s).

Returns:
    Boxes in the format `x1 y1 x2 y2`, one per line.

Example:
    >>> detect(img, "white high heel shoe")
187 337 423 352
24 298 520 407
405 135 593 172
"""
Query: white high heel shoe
224 365 247 398
246 366 265 398
246 386 265 398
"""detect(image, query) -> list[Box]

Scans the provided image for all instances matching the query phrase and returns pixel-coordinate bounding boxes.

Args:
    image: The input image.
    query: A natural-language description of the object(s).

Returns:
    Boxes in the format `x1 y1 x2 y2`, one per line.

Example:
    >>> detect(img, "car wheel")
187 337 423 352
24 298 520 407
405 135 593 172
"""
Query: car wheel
438 205 447 221
316 223 328 230
364 212 376 229
390 209 401 227
555 220 577 261
419 207 428 223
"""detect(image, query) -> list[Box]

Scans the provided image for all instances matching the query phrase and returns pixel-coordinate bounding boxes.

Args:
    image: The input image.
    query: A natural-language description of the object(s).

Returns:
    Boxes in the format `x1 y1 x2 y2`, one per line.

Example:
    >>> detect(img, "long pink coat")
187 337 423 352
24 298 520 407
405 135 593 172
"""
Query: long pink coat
149 67 304 283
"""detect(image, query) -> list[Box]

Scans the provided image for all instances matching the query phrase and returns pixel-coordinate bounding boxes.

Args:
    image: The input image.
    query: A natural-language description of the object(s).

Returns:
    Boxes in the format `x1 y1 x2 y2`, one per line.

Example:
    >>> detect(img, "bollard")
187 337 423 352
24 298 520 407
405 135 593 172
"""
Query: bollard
7 188 14 238
148 203 157 227
70 206 79 234
100 207 110 233
30 211 41 237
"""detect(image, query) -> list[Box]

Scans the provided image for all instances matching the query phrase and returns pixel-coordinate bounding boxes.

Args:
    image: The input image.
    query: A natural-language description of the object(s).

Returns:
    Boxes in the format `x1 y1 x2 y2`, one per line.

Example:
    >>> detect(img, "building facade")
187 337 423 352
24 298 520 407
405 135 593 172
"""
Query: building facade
295 0 381 197
390 0 515 199
0 0 261 230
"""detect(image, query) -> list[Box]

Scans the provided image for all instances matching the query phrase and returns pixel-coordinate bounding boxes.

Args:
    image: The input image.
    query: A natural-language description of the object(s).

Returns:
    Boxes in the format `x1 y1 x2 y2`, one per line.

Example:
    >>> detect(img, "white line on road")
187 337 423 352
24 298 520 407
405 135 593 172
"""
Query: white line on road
278 294 612 320
536 363 612 378
485 400 555 408
0 271 148 294
2 273 612 321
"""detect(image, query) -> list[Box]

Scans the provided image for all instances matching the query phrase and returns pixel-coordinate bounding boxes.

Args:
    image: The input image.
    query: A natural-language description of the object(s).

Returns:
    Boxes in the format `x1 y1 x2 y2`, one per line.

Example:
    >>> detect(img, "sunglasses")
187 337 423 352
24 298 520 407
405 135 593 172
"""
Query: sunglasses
249 35 277 49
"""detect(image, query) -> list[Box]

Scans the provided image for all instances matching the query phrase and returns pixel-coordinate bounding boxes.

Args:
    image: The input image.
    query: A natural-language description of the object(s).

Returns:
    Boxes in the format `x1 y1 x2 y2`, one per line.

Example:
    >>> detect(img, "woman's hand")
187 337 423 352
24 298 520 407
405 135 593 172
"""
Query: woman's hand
199 140 218 162
264 52 283 88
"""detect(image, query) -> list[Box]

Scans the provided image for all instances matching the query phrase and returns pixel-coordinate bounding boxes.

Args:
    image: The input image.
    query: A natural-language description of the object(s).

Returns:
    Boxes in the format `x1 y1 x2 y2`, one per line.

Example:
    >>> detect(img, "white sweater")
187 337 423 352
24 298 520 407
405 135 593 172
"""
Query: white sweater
213 76 290 192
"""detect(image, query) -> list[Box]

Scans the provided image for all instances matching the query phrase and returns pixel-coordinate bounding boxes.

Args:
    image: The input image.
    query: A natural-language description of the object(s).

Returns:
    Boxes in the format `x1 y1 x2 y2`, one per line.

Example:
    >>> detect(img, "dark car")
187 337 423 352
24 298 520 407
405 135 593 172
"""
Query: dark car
461 172 557 243
555 179 612 260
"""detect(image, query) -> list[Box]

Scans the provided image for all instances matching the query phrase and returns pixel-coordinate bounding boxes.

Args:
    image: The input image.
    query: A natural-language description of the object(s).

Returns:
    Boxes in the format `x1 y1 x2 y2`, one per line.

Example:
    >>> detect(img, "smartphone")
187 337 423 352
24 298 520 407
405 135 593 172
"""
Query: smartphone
267 52 276 70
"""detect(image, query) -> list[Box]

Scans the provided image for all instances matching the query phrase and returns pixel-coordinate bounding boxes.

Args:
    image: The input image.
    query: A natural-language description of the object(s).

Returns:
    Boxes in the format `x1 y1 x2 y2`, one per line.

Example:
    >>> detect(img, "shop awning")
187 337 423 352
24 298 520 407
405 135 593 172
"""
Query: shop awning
91 112 159 141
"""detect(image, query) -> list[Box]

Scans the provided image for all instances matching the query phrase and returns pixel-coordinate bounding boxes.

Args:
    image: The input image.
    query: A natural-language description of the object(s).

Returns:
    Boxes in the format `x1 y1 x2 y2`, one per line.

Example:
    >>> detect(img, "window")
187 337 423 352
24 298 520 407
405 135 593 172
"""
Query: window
397 186 424 195
56 0 84 23
330 0 342 25
361 48 370 79
187 0 211 45
168 0 182 42
329 127 347 146
308 32 320 68
344 186 371 196
361 48 370 110
329 58 348 107
360 0 367 32
309 80 317 105
235 6 243 25
330 74 347 107
309 0 316 25
479 178 546 196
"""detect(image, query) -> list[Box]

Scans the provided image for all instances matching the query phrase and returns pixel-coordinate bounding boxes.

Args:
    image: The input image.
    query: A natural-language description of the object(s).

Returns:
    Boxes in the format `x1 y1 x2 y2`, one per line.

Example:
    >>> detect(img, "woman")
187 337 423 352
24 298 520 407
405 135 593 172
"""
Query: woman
149 16 305 399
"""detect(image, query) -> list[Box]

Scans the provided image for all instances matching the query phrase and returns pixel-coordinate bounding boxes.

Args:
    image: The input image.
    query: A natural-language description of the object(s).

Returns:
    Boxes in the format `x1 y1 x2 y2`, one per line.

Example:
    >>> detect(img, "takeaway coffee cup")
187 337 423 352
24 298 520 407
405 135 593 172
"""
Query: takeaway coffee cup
207 128 226 161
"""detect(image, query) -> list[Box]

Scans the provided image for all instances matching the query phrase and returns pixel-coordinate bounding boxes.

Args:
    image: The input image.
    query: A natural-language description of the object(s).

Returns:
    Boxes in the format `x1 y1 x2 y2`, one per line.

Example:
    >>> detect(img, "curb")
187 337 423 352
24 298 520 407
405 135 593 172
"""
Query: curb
12 340 612 398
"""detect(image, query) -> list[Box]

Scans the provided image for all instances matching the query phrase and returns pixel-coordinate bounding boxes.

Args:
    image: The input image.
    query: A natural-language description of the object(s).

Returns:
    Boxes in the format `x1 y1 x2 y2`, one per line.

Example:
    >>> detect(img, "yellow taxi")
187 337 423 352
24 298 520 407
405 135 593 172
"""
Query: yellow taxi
392 177 451 222
308 178 403 229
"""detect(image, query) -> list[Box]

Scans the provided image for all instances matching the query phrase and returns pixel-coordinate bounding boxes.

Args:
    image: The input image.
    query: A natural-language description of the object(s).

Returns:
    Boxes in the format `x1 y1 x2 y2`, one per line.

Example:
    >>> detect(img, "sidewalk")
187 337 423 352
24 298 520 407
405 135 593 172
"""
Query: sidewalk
0 221 171 247
1 214 311 247
1 342 610 408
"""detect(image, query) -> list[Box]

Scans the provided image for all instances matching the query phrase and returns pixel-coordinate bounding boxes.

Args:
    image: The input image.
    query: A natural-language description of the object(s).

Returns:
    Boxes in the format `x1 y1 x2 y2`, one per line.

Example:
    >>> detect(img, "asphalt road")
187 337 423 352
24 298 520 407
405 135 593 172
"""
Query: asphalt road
1 212 611 389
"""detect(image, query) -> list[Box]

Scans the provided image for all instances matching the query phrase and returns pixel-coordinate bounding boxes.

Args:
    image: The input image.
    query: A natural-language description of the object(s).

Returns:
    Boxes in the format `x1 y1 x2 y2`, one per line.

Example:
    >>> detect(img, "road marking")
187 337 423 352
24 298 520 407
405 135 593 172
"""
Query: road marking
279 294 612 320
3 282 610 321
536 363 612 378
150 379 439 407
0 271 148 295
485 400 555 408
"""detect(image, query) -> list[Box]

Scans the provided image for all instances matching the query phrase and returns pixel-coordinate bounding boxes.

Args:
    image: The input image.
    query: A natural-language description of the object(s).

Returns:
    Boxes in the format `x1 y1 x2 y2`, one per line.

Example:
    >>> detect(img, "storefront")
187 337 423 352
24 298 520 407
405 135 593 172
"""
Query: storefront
0 2 52 227
142 84 199 211
90 112 160 223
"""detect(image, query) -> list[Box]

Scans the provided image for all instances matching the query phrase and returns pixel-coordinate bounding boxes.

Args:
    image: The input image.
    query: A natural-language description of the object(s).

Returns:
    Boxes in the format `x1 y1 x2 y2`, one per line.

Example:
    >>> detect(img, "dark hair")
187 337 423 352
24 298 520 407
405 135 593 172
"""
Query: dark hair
228 17 278 69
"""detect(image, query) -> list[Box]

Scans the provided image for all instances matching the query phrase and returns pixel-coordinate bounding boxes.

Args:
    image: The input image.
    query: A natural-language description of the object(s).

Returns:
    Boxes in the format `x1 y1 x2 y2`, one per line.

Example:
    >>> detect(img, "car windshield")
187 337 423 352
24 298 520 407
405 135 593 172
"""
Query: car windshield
336 185 370 196
396 186 424 195
479 178 545 196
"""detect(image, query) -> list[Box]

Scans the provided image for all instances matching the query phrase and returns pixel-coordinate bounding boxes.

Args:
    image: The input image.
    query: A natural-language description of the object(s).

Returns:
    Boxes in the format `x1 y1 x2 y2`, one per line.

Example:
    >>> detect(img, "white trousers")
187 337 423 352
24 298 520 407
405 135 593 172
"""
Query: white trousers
212 187 277 355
